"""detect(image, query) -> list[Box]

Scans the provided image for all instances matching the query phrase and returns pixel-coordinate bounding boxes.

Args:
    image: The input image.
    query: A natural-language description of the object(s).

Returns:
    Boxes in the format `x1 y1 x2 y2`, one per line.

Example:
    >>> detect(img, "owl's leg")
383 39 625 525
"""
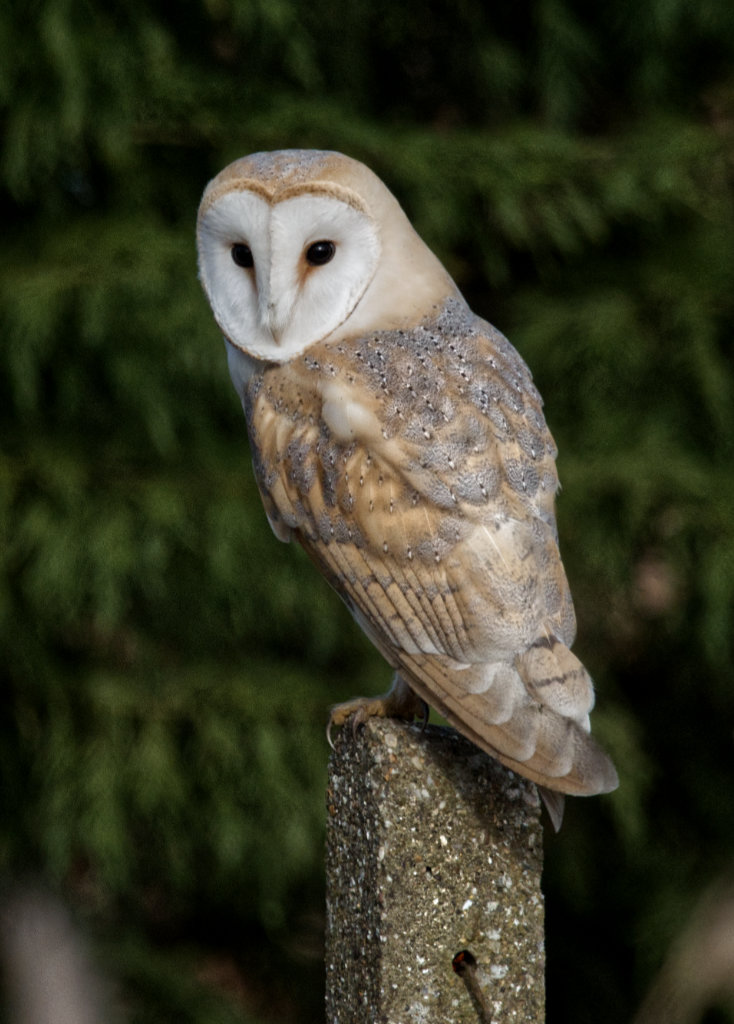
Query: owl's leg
327 673 428 748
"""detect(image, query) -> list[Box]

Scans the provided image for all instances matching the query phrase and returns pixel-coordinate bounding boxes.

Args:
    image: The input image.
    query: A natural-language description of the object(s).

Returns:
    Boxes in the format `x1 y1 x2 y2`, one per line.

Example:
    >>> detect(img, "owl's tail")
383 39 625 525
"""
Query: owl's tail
396 635 618 812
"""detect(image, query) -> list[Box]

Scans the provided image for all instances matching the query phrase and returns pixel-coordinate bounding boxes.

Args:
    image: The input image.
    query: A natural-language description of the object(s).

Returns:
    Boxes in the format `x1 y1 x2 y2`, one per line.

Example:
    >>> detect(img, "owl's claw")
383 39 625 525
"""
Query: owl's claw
327 677 428 748
326 719 337 751
417 699 429 731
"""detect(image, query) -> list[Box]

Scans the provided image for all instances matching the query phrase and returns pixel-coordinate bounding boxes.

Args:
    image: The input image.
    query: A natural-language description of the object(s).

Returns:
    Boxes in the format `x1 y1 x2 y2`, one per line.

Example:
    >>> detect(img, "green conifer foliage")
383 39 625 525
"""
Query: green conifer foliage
2 1 734 1021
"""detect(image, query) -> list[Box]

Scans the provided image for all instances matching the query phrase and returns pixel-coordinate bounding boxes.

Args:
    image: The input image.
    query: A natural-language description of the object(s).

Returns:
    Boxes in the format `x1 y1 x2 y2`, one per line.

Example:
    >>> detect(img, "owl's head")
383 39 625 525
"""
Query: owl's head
197 150 460 362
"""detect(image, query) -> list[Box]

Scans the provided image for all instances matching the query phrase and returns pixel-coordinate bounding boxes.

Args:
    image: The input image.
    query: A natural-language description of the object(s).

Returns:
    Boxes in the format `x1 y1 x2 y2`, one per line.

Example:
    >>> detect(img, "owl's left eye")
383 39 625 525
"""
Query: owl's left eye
231 243 254 268
305 240 336 266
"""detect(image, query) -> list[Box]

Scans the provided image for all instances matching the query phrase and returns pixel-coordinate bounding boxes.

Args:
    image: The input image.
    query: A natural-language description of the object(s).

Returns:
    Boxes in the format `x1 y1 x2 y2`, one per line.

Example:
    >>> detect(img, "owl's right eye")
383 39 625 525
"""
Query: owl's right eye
231 243 254 268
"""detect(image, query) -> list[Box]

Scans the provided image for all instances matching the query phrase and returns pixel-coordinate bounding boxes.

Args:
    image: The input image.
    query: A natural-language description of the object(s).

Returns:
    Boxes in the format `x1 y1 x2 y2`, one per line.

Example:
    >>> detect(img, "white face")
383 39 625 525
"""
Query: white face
197 188 381 362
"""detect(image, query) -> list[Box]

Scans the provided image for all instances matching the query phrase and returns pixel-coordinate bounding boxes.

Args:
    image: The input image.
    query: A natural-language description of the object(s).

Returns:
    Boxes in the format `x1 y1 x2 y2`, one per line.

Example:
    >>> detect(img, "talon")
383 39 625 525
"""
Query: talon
326 676 427 748
418 700 429 731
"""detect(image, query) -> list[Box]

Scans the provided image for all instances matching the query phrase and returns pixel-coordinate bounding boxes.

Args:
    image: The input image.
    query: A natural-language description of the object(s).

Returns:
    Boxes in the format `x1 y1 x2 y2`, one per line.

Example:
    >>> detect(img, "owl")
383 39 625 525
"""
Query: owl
197 149 618 827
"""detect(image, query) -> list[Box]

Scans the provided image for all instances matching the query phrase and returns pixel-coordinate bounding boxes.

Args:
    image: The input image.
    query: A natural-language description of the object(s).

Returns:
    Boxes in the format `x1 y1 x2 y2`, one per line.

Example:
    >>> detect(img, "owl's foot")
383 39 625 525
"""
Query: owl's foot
327 675 429 749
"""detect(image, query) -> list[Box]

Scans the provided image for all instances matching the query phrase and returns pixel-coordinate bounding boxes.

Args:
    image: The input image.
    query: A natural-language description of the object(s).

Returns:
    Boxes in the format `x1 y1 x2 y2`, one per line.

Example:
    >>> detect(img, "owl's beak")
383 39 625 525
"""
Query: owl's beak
255 273 292 346
266 304 284 344
262 298 297 348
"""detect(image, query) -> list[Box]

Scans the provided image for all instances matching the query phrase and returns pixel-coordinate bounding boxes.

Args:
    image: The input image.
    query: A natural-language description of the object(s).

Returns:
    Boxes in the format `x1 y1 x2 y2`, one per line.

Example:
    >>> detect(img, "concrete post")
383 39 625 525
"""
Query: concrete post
325 718 545 1023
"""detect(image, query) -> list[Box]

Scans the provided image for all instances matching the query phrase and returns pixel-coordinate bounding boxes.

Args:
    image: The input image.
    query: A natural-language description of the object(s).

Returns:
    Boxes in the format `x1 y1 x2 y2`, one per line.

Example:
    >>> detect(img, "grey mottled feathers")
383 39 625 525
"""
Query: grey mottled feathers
241 298 618 798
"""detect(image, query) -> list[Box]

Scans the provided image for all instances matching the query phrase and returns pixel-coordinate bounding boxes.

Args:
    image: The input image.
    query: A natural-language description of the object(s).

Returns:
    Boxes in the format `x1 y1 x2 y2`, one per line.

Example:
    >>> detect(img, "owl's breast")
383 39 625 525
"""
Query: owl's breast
244 354 407 552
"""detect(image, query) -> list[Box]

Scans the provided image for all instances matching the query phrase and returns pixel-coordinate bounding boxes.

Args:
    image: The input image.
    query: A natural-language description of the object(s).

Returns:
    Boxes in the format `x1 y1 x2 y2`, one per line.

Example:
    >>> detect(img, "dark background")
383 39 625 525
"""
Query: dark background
2 1 734 1021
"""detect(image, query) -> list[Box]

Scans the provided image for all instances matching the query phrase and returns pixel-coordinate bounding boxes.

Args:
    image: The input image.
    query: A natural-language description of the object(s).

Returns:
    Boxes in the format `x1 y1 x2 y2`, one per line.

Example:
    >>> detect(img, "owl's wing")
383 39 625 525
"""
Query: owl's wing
297 452 615 797
245 318 617 796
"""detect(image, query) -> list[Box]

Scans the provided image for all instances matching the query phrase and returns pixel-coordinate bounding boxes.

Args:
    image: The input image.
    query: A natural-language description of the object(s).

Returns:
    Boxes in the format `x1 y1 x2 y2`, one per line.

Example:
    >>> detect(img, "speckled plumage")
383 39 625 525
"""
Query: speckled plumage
197 149 618 816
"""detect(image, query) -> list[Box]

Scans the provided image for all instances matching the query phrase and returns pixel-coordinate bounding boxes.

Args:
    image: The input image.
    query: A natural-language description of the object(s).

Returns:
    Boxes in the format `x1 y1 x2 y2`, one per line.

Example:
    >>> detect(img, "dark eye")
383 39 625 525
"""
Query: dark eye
305 240 336 266
231 243 254 268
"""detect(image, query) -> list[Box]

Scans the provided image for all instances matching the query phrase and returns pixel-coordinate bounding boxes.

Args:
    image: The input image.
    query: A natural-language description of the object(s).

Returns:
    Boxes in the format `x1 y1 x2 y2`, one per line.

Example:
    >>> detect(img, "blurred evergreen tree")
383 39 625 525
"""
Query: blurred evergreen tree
1 1 734 1021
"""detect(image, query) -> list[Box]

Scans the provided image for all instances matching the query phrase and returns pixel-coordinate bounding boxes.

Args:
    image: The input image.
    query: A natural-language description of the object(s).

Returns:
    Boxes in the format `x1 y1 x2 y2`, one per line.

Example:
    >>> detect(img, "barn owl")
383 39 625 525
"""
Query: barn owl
197 149 618 827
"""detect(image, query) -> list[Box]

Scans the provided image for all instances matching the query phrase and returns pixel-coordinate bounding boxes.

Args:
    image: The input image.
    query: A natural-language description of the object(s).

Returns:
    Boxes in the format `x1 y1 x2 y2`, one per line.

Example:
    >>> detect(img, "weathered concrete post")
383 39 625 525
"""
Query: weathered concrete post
325 718 545 1023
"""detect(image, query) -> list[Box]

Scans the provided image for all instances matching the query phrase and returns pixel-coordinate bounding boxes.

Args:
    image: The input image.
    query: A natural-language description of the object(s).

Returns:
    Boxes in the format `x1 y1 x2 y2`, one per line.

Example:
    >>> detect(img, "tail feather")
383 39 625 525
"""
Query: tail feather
395 640 619 798
539 787 565 832
516 635 595 729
